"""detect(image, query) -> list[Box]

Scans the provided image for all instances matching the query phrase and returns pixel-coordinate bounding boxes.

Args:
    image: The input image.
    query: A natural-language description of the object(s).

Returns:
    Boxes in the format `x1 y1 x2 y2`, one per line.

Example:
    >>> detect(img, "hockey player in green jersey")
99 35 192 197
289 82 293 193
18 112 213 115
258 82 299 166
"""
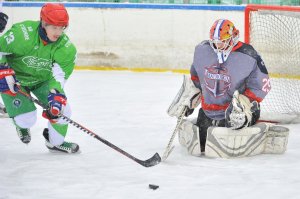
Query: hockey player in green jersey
0 3 79 153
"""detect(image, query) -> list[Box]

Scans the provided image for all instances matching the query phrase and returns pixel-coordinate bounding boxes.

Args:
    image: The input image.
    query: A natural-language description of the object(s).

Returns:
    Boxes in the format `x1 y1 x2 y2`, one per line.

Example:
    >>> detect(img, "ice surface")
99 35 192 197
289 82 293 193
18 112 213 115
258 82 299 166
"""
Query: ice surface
1 71 300 199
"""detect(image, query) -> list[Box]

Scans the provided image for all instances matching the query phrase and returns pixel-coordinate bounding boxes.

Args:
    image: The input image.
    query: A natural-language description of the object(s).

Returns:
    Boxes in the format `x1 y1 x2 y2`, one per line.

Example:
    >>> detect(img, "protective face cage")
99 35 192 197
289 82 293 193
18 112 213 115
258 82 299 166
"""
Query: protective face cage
209 19 239 63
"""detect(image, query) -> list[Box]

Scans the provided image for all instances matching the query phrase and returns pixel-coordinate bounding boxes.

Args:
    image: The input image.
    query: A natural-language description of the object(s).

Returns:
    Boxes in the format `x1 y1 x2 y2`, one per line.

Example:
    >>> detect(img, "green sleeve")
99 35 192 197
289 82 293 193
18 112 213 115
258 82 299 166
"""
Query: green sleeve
48 39 77 94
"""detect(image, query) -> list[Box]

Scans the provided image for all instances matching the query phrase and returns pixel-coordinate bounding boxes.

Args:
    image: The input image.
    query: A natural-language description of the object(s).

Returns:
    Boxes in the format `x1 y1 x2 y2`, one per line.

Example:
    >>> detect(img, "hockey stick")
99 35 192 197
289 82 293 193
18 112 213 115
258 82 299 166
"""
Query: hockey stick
17 89 161 167
161 106 187 161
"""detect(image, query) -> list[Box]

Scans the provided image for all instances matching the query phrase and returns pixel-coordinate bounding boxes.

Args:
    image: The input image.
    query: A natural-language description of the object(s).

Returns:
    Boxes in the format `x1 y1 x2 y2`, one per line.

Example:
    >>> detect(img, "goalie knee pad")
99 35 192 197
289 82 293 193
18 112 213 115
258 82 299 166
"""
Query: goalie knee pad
178 119 201 156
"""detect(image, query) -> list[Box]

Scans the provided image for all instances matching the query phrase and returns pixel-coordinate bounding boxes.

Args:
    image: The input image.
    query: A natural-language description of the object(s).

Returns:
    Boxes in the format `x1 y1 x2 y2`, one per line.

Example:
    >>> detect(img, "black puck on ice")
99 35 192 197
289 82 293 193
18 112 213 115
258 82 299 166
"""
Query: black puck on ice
148 184 159 190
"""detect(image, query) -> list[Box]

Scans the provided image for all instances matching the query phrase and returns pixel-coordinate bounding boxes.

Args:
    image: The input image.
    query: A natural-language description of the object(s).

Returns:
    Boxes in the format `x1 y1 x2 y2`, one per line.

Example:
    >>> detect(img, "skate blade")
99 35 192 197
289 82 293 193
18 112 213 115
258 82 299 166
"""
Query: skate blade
47 149 82 154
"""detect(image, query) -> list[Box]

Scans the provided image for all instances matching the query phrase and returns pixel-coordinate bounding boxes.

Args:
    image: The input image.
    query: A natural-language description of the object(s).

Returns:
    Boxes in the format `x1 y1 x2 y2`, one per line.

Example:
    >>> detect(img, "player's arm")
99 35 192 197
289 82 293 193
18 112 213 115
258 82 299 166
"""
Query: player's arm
243 54 270 103
183 64 202 116
225 45 270 129
0 25 22 97
43 41 76 121
167 73 201 118
235 43 271 103
190 64 201 89
48 43 77 93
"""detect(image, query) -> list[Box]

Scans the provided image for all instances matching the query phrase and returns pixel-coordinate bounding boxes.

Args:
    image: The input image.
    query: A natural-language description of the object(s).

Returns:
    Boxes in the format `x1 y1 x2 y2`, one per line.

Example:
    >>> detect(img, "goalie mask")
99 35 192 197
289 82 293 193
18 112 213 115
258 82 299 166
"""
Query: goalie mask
209 19 239 64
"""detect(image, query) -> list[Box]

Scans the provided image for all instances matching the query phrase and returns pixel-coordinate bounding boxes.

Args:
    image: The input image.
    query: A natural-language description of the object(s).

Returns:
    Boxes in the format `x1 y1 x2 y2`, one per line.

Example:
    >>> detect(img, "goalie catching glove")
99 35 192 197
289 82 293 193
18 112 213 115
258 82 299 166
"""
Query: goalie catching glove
225 90 260 130
42 89 67 123
167 75 201 118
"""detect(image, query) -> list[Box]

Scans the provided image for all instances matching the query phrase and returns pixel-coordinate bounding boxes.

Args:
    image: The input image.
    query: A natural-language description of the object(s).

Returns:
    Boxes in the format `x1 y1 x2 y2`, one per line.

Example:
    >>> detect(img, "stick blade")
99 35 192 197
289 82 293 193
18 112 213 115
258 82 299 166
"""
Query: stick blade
138 153 161 167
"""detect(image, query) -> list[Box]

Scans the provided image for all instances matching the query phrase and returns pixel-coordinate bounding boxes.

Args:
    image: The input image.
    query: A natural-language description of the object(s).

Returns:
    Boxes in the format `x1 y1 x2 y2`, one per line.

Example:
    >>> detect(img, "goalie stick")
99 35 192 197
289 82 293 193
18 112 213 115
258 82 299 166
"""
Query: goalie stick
162 106 187 161
18 89 161 168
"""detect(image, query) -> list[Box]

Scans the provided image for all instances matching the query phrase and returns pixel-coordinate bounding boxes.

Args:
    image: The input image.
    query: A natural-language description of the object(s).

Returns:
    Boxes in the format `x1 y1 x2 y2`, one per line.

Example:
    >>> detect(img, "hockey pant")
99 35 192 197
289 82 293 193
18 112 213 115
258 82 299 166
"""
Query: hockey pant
1 84 71 146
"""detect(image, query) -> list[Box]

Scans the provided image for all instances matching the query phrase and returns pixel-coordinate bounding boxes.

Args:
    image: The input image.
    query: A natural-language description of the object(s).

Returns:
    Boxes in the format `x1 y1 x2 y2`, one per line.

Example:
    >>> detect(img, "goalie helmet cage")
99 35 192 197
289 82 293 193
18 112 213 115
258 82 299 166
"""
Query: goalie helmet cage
245 4 300 123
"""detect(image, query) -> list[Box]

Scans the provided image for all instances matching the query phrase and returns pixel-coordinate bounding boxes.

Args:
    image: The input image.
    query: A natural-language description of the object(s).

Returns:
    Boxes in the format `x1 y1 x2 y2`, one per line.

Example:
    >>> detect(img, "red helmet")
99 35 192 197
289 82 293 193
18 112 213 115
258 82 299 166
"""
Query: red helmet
40 3 69 27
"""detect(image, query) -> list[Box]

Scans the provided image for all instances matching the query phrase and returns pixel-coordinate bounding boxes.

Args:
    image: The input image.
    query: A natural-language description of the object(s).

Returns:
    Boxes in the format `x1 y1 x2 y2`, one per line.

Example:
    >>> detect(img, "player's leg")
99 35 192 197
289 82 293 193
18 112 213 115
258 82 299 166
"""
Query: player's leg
44 104 79 153
178 109 225 156
197 108 226 152
1 87 37 144
32 84 79 153
178 118 201 156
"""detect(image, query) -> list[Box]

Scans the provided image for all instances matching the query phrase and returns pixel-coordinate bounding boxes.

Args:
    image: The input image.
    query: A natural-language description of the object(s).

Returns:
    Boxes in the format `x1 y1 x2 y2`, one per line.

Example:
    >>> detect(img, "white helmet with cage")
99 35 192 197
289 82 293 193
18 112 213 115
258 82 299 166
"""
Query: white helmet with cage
209 19 239 63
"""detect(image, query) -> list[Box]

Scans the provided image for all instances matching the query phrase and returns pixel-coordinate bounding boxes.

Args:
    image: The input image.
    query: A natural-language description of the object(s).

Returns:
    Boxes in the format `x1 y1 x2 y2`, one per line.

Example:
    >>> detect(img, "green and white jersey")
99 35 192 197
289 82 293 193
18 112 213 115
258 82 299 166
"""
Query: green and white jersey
0 20 77 93
0 54 7 64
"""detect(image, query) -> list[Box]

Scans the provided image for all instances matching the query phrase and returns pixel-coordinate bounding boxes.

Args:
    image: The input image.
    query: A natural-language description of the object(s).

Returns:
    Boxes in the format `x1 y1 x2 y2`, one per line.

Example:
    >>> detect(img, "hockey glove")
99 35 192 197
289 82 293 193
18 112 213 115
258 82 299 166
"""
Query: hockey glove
168 75 201 118
0 12 8 33
42 89 67 123
0 65 19 96
225 90 260 130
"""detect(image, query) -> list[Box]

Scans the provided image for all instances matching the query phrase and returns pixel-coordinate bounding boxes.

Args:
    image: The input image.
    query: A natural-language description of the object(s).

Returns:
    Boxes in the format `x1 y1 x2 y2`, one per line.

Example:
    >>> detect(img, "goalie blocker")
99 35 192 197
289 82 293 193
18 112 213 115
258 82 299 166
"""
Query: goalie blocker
167 75 201 118
178 119 289 158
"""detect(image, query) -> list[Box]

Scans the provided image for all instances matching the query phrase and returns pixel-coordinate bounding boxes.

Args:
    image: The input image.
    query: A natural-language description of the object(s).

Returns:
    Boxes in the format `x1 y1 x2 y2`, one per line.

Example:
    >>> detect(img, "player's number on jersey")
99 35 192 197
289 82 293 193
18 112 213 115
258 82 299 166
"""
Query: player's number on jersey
262 78 271 93
4 32 15 45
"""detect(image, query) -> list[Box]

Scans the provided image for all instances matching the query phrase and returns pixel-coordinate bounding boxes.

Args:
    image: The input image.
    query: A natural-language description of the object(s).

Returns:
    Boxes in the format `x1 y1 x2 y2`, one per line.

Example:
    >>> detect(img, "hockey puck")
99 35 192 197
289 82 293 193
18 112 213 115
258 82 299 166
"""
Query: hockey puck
148 184 159 190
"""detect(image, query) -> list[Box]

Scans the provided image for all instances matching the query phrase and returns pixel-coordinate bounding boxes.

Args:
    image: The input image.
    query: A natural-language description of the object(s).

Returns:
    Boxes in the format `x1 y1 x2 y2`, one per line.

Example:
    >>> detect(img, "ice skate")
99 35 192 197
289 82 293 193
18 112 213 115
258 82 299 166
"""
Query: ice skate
43 128 79 153
16 127 31 144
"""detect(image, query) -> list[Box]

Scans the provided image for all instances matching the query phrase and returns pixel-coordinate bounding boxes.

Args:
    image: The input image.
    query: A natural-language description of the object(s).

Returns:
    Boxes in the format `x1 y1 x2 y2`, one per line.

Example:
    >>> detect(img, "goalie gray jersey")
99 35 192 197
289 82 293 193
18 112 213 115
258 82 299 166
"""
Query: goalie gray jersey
190 41 270 120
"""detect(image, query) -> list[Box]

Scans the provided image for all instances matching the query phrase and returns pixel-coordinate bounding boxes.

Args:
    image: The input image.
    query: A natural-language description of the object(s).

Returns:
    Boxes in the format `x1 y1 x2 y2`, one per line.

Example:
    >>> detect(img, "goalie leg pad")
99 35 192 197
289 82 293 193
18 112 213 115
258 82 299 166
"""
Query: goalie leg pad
205 123 269 158
205 123 289 158
264 125 289 154
178 119 201 156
